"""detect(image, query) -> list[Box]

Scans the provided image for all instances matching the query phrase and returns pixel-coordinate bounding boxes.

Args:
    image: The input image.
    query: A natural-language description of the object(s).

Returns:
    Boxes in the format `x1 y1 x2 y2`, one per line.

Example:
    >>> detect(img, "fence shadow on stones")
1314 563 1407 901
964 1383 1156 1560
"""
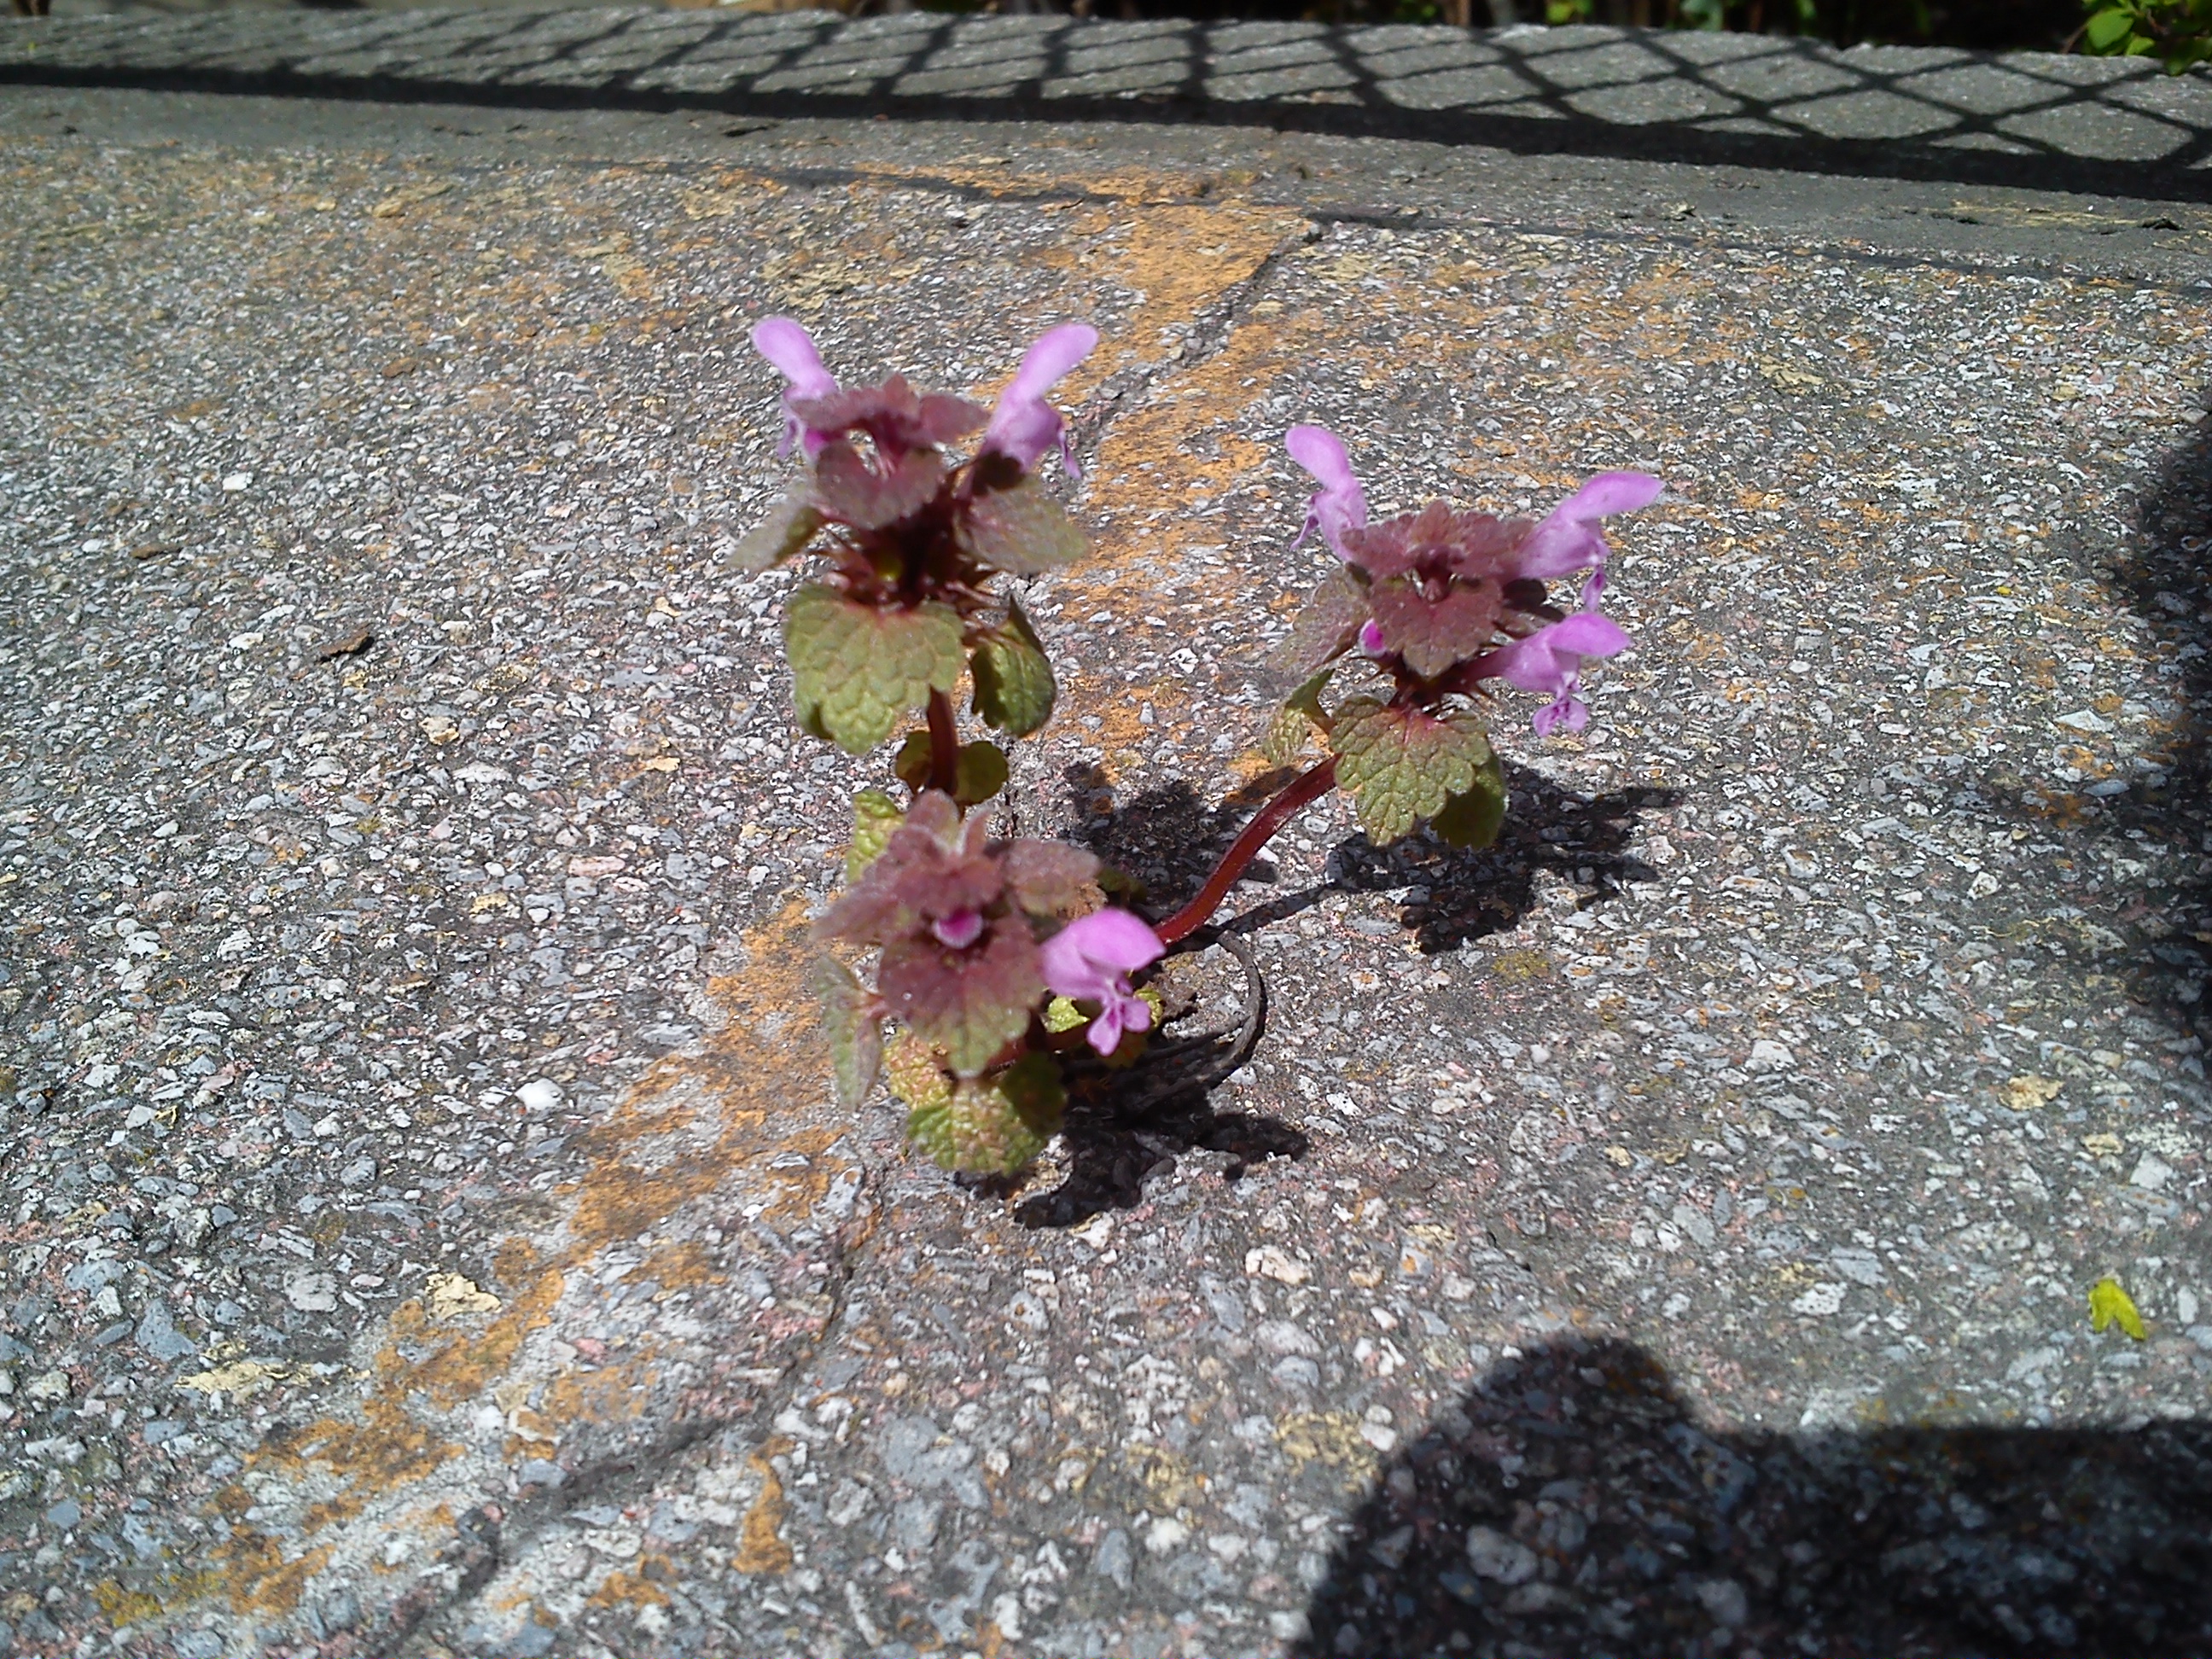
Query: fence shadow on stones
1294 1335 2212 1659
5 12 2210 203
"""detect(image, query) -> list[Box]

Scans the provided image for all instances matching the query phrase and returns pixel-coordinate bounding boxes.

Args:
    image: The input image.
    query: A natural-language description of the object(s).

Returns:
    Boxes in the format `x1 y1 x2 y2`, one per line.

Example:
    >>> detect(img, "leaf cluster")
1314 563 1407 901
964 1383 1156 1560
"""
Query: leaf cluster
2082 0 2212 68
740 381 1085 765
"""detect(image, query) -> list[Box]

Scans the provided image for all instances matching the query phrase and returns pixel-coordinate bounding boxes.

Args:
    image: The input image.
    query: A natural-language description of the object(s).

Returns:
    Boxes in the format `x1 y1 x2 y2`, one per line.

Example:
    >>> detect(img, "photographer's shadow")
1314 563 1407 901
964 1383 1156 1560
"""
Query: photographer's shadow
1297 1337 2212 1659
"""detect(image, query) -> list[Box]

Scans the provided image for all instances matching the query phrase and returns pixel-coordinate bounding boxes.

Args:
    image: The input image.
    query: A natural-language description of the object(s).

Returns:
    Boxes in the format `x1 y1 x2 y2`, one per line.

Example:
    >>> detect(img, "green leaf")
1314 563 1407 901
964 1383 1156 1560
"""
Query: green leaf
1264 667 1336 765
957 473 1088 575
877 924 1044 1077
812 440 946 531
808 955 882 1110
883 1031 953 1113
1330 697 1494 845
1431 753 1508 849
846 789 905 882
785 586 964 755
2089 1275 2147 1340
970 597 1057 736
907 1052 1065 1175
731 488 824 572
954 741 1009 808
1279 570 1368 678
894 730 933 793
2084 6 2136 47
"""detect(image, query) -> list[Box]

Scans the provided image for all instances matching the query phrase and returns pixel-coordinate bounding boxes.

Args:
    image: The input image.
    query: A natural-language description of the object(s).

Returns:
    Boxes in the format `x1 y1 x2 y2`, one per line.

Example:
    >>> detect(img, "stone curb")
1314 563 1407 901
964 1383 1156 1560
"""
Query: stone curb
5 9 2212 200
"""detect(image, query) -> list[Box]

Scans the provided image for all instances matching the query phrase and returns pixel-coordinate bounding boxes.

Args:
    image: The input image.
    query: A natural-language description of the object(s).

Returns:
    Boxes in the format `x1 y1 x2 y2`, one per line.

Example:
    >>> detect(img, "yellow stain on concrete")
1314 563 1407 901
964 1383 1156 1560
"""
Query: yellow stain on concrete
732 1437 797 1575
195 902 833 1621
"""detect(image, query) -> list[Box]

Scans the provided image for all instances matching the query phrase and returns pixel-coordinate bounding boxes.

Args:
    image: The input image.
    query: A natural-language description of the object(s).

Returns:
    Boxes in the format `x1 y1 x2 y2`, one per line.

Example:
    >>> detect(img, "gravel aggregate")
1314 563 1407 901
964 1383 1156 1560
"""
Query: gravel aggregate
0 84 2208 1658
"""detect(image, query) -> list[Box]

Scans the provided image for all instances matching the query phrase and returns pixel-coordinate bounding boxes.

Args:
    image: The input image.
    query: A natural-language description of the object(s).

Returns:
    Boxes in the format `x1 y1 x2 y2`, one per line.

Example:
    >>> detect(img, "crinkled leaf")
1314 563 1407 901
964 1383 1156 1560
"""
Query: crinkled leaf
1330 696 1494 845
785 586 964 755
970 597 1056 736
808 955 882 1110
955 741 1009 808
907 1052 1065 1175
816 794 992 946
958 472 1087 575
877 924 1043 1077
1264 667 1336 765
812 439 947 532
2089 1275 2146 1340
1279 569 1369 678
1367 575 1505 680
1431 753 1508 850
1001 837 1100 917
793 376 986 452
883 1031 954 1113
1042 995 1087 1034
846 789 905 882
732 488 824 572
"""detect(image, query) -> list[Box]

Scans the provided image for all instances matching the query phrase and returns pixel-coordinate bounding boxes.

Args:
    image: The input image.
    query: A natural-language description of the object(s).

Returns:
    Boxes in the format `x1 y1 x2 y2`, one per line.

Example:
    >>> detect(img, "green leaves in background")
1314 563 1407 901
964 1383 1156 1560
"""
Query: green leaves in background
1432 753 1509 850
1263 667 1336 766
808 955 882 1110
2081 0 2212 68
958 472 1088 575
1330 697 1495 845
893 732 1010 807
731 489 823 572
906 1052 1066 1175
785 586 963 754
971 597 1057 736
846 789 905 882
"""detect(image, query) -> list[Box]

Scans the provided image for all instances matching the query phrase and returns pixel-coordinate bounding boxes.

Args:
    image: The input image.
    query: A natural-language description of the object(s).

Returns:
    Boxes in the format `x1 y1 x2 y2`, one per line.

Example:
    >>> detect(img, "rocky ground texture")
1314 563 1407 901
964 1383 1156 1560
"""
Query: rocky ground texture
0 22 2210 1658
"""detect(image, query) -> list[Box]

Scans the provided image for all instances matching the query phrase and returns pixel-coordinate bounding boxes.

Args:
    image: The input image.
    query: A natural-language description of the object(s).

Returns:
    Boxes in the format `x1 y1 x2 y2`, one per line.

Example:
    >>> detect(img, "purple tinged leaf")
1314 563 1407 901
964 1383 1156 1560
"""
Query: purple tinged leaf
1279 568 1371 678
1039 908 1164 1057
792 375 986 461
751 317 839 459
983 323 1098 475
808 954 882 1109
1285 425 1368 559
1366 575 1506 681
1000 838 1101 918
812 440 947 532
879 924 1045 1077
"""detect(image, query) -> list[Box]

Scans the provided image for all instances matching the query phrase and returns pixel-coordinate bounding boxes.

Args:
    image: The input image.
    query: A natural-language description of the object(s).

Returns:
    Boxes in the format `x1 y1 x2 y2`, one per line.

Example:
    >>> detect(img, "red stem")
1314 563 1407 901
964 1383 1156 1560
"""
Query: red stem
926 689 960 797
1155 758 1338 945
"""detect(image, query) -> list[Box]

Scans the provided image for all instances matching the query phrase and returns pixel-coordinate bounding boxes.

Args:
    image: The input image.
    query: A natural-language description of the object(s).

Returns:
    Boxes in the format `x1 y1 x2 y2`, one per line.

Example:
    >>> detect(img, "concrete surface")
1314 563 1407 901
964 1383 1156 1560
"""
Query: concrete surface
3 10 2212 201
1 52 2210 1659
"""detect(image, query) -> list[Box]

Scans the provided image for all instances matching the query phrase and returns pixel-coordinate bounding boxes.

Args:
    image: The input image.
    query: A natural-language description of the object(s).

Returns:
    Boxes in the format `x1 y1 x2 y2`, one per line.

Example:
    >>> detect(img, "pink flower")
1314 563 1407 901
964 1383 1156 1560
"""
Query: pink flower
982 323 1098 476
931 909 984 950
1285 425 1368 560
1040 908 1164 1056
1473 612 1633 737
1516 471 1664 608
751 317 840 459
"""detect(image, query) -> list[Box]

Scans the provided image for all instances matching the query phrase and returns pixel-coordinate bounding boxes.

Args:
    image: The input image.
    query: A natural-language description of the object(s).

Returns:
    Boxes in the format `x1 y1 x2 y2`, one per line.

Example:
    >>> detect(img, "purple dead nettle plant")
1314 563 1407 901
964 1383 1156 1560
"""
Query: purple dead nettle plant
739 320 1661 1178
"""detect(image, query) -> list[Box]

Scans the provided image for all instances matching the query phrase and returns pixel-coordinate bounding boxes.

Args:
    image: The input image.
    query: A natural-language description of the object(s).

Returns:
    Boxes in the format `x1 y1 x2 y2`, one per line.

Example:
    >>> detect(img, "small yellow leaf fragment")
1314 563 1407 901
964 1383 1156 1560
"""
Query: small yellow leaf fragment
426 1272 501 1319
2002 1074 2064 1110
1604 1145 1634 1167
2082 1132 2124 1158
176 1359 288 1399
639 755 679 773
2088 1276 2146 1341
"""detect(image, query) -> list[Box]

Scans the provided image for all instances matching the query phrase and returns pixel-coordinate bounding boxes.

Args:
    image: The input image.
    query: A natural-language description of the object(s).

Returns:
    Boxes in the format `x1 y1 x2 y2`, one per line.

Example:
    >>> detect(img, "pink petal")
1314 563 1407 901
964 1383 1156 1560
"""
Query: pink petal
1514 471 1663 581
931 909 984 949
983 323 1097 473
1041 908 1163 992
1285 425 1368 557
750 317 837 399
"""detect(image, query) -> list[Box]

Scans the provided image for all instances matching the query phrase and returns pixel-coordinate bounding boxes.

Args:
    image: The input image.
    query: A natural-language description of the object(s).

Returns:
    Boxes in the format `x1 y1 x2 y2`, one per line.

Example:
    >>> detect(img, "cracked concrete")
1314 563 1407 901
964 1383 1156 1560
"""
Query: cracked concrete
1 71 2210 1659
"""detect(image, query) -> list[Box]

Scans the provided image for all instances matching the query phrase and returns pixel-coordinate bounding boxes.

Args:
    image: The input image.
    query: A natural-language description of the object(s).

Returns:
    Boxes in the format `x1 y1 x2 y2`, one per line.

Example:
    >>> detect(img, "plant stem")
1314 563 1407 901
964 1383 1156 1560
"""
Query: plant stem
926 689 961 797
1155 758 1337 945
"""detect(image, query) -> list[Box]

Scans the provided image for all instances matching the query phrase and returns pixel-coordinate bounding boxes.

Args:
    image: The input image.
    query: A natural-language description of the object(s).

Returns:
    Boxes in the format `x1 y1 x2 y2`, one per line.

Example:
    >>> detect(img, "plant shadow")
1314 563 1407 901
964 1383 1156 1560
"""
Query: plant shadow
1295 1336 2212 1659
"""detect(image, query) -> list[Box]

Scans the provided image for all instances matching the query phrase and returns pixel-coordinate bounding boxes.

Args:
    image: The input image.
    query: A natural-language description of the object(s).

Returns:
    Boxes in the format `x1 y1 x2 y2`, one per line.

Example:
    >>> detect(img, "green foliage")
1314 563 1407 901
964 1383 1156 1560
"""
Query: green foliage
892 733 1011 806
876 925 1044 1076
1330 697 1496 845
2082 0 2212 67
906 1052 1066 1176
732 489 823 572
970 597 1057 736
846 790 905 882
1431 754 1509 850
2089 1274 2149 1339
808 955 882 1109
958 472 1090 575
784 586 964 754
1264 667 1336 765
883 1031 954 1113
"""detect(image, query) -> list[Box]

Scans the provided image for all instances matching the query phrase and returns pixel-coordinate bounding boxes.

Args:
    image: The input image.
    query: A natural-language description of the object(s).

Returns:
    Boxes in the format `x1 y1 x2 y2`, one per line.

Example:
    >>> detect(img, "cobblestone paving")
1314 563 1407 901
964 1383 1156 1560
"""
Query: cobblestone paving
3 10 2212 196
0 84 2209 1659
